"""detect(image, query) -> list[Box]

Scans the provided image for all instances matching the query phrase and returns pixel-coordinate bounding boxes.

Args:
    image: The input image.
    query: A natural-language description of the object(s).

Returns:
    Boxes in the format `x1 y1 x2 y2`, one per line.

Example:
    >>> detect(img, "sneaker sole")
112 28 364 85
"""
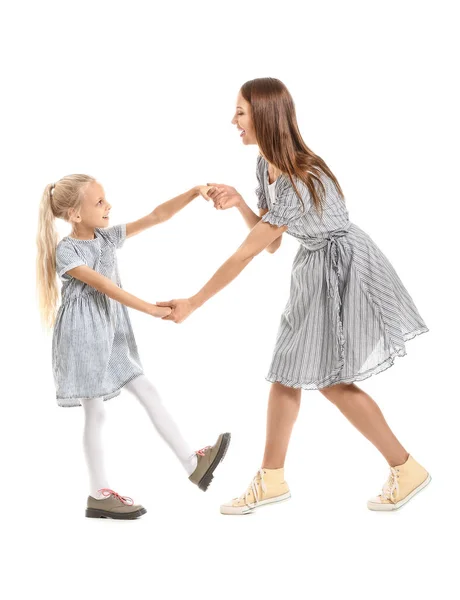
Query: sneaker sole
85 507 147 519
220 491 292 515
367 473 432 512
198 432 231 492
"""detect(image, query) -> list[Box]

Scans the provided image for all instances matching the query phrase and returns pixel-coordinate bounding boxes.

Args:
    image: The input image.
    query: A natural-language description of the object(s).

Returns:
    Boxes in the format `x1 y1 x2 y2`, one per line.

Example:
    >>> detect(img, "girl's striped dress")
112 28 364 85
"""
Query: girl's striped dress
258 154 429 389
52 224 144 407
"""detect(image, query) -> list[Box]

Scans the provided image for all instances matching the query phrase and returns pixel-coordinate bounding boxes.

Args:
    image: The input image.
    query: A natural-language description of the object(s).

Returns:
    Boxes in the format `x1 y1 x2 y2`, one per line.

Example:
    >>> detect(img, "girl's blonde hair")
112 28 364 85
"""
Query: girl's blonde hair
36 174 95 330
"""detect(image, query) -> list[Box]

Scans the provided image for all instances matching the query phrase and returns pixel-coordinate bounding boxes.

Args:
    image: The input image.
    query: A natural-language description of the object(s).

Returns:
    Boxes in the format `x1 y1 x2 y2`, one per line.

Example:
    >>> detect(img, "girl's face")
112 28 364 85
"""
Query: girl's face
71 181 112 228
231 91 256 145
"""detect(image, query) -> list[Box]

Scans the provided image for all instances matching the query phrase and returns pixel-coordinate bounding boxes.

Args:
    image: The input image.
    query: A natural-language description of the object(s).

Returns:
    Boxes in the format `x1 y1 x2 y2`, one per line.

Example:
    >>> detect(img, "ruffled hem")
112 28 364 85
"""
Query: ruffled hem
265 327 429 390
56 371 144 407
261 211 289 228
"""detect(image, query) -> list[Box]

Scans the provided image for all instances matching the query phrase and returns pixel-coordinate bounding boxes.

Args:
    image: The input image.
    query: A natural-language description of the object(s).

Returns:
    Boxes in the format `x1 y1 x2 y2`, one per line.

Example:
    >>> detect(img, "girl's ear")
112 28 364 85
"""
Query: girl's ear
67 207 78 222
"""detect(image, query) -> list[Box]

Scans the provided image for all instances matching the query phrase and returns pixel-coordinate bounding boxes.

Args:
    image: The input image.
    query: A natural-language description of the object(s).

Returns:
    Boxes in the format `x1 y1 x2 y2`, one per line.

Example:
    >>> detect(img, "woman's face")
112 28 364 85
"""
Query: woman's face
231 91 257 145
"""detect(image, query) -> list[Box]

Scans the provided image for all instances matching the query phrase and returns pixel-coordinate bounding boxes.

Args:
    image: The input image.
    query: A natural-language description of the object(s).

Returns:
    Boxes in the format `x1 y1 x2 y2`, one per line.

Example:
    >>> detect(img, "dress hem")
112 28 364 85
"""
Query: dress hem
265 327 429 391
56 371 144 407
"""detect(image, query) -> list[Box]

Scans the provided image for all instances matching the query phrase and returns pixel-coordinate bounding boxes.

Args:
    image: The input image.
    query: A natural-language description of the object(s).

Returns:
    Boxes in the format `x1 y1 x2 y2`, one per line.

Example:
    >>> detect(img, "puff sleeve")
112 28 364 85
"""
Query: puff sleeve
55 242 86 279
261 176 312 228
97 223 127 249
255 154 268 210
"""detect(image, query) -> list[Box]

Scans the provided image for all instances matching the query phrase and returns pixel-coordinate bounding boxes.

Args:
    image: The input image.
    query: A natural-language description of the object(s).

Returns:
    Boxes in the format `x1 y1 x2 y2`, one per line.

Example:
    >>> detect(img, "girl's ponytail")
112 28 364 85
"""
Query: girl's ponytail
36 183 60 330
36 174 96 330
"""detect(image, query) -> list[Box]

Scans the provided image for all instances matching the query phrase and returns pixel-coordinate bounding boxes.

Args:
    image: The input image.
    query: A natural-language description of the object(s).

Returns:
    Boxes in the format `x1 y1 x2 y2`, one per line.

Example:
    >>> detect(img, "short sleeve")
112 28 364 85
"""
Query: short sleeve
261 176 312 228
255 154 268 210
98 223 127 249
55 242 86 278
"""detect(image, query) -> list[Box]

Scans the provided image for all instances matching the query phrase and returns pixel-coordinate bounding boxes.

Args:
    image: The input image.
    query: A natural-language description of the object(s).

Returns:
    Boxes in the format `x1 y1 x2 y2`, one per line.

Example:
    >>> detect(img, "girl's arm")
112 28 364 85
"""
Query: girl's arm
157 219 287 323
65 265 170 317
126 185 213 239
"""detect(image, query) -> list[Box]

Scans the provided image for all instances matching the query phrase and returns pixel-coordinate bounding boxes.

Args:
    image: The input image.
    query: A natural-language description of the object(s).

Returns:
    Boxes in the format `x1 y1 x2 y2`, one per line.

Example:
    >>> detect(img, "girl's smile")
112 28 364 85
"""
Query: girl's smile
83 182 112 226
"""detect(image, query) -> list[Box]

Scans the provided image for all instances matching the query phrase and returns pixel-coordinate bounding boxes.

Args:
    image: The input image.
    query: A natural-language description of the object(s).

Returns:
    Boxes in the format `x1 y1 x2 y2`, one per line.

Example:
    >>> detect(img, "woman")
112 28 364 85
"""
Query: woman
157 77 430 514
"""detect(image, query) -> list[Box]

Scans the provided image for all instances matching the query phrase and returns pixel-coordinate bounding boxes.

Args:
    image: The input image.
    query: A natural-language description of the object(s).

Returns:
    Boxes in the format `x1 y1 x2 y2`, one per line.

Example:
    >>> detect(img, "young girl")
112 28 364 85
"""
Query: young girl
36 175 231 519
156 77 431 514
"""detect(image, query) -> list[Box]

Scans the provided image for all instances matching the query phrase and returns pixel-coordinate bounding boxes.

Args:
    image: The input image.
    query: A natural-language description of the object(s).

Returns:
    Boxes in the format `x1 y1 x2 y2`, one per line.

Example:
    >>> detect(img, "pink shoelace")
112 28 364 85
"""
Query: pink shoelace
196 445 211 457
98 488 134 506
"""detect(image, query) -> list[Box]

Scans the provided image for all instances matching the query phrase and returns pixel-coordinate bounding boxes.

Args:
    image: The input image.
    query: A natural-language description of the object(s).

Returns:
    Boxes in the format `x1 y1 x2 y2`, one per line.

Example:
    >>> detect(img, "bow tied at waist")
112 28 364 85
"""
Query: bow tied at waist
300 226 350 299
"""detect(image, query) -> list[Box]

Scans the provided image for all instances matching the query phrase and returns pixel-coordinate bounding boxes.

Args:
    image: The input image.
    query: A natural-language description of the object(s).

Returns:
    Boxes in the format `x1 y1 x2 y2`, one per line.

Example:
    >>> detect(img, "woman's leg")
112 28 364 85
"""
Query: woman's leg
319 382 409 466
220 382 300 514
80 397 110 498
262 382 302 469
123 375 198 475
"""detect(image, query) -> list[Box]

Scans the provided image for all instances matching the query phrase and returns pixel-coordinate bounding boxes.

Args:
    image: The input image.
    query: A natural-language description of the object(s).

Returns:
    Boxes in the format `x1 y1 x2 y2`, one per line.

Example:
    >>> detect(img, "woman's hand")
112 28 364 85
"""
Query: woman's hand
148 304 173 318
206 183 243 210
195 185 217 201
155 298 197 323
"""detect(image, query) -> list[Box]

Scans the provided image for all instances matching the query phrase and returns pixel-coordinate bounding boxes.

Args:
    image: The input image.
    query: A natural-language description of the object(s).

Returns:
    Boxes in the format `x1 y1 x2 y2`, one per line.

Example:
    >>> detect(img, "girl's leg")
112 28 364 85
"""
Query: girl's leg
80 397 110 498
123 375 197 475
262 382 302 469
319 382 409 467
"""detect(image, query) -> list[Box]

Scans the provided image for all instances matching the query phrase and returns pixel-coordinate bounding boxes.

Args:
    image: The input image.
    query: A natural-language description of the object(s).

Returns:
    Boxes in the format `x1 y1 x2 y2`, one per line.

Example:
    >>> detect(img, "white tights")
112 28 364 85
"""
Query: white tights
80 375 197 498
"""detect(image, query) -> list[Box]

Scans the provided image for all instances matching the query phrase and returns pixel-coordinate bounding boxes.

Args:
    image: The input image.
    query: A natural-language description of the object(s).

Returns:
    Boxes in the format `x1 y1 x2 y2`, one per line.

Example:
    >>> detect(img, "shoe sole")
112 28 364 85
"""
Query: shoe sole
220 491 292 515
85 507 147 519
198 432 231 492
367 473 432 511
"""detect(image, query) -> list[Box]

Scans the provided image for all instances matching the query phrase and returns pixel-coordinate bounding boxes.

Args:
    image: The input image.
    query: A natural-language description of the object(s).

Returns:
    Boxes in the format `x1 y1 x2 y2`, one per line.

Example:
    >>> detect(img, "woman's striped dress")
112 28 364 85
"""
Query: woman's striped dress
257 154 429 389
52 224 144 407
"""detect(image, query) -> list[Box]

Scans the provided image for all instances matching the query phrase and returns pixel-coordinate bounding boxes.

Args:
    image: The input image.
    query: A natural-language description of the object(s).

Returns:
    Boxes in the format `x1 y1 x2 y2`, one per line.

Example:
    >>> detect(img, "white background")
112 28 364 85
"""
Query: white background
1 1 459 598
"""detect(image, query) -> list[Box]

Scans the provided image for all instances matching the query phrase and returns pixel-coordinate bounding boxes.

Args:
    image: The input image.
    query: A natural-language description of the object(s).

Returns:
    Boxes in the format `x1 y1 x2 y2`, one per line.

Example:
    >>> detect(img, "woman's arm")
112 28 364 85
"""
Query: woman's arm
192 218 286 307
66 265 171 318
126 185 213 239
235 194 261 229
157 219 287 323
208 184 282 253
236 200 282 253
257 208 282 253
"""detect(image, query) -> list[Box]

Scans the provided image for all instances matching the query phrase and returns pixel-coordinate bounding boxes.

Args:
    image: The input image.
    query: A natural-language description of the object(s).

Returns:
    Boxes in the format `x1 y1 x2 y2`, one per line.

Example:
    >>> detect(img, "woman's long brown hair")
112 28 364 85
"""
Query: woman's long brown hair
241 77 345 216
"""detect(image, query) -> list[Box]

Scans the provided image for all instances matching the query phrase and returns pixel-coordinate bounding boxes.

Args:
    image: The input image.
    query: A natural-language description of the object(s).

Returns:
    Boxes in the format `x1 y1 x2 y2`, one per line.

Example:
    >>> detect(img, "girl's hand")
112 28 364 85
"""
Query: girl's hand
206 183 243 210
195 185 216 201
149 304 172 318
155 298 196 324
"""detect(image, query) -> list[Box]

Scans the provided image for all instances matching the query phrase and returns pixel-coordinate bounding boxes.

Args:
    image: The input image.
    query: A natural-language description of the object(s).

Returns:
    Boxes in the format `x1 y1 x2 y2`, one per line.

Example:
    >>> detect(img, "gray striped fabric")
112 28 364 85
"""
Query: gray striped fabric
256 154 429 389
52 224 144 407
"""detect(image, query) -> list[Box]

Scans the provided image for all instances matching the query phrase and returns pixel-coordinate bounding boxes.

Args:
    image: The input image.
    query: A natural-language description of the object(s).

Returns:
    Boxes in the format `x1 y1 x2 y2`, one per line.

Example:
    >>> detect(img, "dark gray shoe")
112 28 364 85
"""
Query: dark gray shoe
189 432 231 491
85 489 147 519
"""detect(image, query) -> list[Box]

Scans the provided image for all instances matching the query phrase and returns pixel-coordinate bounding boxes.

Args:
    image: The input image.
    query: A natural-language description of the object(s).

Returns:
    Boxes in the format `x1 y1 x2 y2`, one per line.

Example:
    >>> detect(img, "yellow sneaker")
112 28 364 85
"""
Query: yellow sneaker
220 467 291 515
367 455 431 511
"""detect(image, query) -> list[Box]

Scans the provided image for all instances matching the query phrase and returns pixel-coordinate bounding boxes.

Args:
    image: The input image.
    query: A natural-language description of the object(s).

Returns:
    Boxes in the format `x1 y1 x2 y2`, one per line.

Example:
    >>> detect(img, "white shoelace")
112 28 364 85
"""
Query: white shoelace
238 469 267 505
381 467 400 501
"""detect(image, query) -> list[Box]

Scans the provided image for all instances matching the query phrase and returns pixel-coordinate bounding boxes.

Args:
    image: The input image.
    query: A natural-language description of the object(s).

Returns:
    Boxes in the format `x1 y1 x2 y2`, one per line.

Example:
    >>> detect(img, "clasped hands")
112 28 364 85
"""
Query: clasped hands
154 183 242 324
